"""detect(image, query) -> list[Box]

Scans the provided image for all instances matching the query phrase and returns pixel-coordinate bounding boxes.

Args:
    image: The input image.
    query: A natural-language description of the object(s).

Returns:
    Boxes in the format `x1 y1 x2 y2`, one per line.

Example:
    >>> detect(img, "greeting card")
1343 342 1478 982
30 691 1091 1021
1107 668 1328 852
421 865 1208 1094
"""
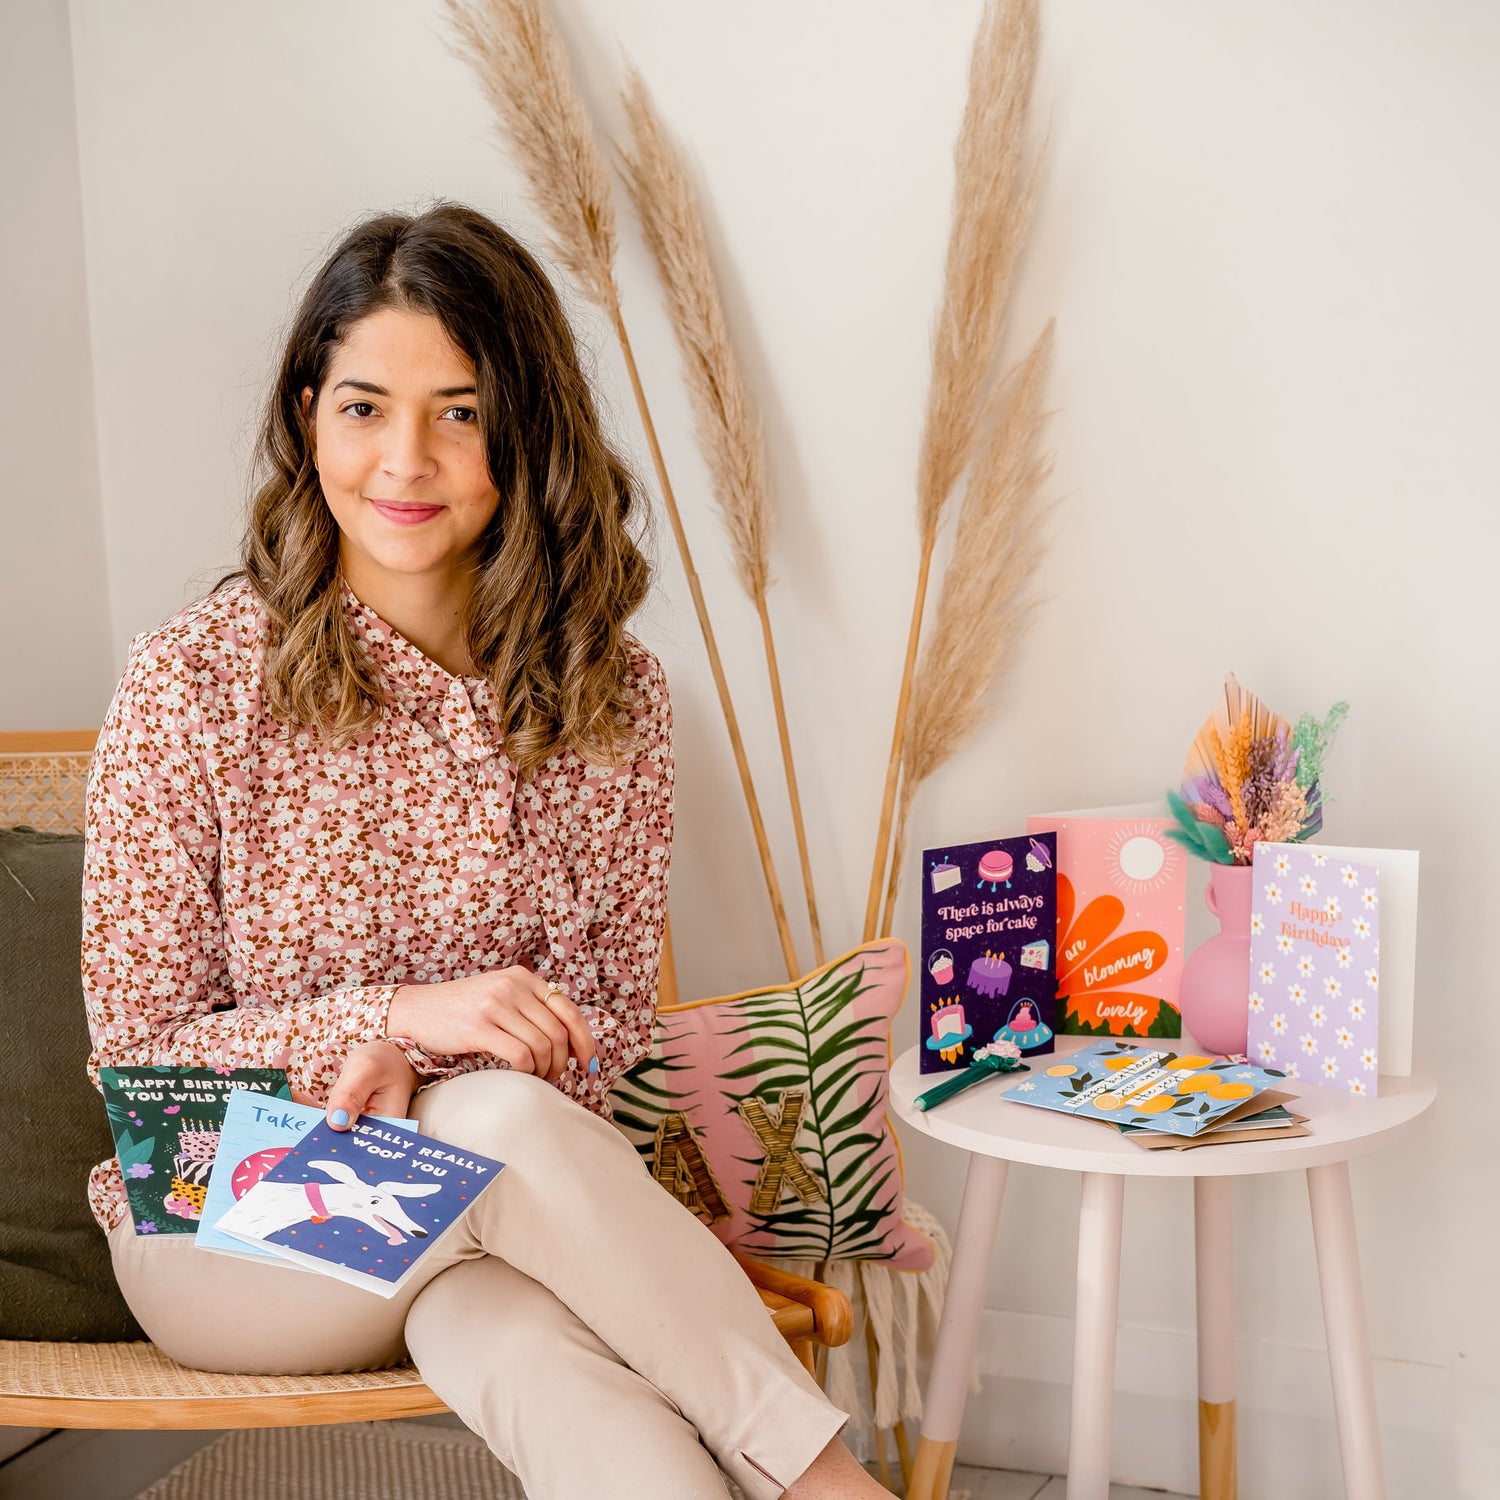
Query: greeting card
196 1089 416 1264
1026 803 1187 1037
1004 1039 1287 1136
1245 843 1381 1095
97 1066 290 1235
211 1117 504 1297
920 831 1057 1074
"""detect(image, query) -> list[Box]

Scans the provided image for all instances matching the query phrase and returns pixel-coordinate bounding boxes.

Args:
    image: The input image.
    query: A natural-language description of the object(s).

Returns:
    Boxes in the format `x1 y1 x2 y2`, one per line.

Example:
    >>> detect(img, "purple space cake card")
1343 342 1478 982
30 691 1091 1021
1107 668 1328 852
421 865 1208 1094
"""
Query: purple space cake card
920 831 1057 1074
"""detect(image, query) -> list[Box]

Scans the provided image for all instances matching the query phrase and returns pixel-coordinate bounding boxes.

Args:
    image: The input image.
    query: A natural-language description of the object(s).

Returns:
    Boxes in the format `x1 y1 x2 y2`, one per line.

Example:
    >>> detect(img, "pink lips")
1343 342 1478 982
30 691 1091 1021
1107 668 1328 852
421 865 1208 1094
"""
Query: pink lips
368 498 444 526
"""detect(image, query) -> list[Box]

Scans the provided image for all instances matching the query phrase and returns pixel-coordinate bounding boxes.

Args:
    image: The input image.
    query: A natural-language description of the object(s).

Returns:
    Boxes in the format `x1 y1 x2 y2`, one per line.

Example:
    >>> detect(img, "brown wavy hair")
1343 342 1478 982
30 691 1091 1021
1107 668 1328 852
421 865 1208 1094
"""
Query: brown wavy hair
220 202 651 775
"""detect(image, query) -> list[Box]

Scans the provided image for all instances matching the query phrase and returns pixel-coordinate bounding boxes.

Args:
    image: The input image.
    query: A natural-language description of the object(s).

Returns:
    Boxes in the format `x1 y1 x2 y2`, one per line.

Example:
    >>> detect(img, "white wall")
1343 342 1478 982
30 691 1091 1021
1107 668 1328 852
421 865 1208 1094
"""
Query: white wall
0 0 113 729
12 0 1498 1491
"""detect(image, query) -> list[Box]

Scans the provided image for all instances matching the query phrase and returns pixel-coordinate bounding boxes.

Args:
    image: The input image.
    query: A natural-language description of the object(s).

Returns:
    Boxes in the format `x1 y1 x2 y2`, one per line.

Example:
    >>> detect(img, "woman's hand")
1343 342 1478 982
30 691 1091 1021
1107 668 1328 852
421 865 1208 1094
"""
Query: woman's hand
296 1040 421 1131
384 968 597 1083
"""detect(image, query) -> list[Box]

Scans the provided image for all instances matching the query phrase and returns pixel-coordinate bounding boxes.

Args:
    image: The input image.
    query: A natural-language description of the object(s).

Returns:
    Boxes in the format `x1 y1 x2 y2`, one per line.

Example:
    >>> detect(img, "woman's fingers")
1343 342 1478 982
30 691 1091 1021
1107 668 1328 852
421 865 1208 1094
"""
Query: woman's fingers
516 997 572 1081
326 1041 418 1130
533 979 597 1077
487 1011 558 1079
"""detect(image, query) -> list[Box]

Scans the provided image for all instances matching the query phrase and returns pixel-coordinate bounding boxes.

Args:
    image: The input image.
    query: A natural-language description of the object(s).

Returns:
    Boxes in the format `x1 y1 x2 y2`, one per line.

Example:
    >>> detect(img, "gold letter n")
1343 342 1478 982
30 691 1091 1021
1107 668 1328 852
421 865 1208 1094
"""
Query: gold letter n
738 1088 827 1216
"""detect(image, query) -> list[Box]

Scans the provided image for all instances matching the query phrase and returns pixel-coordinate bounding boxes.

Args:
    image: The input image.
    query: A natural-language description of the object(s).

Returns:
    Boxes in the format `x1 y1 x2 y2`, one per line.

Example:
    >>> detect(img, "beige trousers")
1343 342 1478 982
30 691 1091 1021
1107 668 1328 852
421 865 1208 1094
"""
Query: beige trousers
108 1068 849 1499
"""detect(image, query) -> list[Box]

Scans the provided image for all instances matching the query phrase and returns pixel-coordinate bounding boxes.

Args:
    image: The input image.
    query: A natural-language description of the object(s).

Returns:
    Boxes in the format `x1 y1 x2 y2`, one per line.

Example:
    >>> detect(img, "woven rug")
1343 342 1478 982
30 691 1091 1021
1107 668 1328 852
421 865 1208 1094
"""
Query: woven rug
129 1417 971 1498
130 1419 760 1499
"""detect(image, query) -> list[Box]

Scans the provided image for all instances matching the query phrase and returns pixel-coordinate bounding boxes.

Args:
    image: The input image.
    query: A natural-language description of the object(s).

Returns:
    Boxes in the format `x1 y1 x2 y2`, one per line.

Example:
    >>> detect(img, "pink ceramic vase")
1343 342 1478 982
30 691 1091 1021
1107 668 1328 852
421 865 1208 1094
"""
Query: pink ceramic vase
1178 862 1254 1056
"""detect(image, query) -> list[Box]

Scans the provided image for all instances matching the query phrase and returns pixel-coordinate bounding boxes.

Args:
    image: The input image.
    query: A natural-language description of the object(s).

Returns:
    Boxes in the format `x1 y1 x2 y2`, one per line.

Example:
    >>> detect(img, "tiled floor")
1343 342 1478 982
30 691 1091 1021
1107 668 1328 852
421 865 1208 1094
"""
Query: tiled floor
0 1424 1191 1500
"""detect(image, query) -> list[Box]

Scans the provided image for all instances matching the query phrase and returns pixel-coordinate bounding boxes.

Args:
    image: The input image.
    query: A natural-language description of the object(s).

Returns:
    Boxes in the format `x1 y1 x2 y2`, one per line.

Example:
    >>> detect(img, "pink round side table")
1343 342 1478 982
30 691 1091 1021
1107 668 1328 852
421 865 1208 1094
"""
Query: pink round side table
888 1036 1437 1500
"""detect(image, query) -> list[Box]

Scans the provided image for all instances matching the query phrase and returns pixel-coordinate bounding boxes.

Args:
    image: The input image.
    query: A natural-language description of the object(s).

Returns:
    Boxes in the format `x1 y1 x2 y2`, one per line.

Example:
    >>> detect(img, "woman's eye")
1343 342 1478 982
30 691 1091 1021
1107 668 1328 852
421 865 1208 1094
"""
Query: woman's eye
343 401 376 419
444 406 479 425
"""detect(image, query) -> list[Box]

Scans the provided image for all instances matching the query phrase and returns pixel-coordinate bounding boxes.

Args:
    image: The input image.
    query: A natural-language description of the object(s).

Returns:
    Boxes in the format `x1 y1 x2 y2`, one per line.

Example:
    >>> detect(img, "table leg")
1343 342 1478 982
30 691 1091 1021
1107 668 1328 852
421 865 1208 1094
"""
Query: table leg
908 1155 1010 1500
1067 1172 1125 1500
1307 1162 1386 1499
1194 1176 1237 1500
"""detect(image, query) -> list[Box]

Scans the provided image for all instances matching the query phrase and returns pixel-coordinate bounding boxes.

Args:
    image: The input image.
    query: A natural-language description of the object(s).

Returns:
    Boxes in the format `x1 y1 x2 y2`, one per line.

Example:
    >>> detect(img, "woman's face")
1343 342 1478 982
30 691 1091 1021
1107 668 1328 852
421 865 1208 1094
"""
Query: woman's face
303 307 500 593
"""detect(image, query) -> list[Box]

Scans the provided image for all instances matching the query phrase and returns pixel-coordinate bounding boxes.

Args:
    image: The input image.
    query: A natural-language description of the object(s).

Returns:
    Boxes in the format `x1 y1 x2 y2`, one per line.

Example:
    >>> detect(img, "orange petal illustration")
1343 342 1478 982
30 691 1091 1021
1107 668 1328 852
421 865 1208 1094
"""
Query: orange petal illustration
1060 930 1167 995
1057 894 1125 983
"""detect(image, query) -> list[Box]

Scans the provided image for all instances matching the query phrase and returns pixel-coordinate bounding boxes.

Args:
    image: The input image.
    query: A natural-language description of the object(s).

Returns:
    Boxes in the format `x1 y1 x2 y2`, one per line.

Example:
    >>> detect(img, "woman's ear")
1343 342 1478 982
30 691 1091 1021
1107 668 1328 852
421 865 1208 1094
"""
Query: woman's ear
300 387 317 468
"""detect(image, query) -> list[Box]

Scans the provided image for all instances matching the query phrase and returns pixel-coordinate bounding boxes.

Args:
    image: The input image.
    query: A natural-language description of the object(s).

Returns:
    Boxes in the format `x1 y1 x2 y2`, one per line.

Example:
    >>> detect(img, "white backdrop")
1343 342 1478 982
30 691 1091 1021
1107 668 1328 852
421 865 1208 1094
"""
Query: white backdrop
6 2 1498 1492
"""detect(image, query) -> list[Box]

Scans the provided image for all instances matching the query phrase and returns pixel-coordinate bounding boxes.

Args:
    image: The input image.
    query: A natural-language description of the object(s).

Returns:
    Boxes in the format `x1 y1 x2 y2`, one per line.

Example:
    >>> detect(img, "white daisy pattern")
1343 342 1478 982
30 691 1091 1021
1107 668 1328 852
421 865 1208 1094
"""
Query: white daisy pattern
1362 886 1379 910
1259 962 1276 983
1361 1048 1378 1071
1347 1076 1367 1096
79 581 676 1235
1264 882 1284 905
1247 847 1380 1099
1256 1040 1277 1065
1321 1057 1340 1081
1250 912 1265 935
1249 992 1266 1013
1284 1059 1301 1078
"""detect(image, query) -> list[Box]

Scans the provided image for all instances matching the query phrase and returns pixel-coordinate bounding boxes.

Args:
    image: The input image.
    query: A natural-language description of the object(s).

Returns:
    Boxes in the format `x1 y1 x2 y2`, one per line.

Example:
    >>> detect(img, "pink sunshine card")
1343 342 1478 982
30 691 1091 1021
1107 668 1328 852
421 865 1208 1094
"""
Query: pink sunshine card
1025 804 1187 1038
1245 843 1381 1096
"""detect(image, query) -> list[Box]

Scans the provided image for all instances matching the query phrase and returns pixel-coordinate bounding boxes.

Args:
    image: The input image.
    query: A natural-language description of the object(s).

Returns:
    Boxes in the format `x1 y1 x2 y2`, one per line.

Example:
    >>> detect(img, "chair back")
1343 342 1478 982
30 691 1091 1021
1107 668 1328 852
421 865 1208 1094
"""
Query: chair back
0 732 97 834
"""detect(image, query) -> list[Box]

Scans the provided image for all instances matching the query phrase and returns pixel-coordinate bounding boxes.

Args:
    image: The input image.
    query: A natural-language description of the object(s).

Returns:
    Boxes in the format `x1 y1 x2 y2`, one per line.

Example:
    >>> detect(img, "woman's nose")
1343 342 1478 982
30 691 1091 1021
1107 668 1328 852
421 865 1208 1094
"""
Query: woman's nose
380 413 439 484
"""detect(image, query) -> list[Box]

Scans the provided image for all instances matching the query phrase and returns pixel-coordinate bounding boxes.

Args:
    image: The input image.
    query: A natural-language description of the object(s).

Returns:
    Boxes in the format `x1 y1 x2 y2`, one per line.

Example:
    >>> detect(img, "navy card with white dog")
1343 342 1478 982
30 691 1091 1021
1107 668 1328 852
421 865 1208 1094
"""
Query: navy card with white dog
212 1116 505 1296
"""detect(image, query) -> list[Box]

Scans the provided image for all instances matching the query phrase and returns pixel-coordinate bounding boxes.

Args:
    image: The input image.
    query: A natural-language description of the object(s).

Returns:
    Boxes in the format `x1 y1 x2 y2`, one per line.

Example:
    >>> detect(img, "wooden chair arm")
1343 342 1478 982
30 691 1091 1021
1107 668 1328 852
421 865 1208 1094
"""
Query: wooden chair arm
733 1254 853 1348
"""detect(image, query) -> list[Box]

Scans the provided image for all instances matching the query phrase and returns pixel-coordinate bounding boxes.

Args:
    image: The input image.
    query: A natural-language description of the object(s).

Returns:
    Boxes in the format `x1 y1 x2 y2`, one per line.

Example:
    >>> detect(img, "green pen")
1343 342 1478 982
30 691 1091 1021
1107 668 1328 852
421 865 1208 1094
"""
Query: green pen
914 1042 1029 1112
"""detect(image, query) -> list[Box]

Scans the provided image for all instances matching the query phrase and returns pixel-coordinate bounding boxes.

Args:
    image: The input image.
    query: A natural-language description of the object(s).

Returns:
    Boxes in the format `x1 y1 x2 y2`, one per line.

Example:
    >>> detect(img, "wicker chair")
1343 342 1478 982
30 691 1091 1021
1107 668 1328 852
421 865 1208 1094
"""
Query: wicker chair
0 731 851 1431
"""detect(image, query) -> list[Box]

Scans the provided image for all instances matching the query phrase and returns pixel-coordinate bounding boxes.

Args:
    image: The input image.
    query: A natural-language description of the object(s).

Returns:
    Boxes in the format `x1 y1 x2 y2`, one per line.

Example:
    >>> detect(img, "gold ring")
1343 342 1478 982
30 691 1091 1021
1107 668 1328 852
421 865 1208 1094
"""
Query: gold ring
543 982 567 1005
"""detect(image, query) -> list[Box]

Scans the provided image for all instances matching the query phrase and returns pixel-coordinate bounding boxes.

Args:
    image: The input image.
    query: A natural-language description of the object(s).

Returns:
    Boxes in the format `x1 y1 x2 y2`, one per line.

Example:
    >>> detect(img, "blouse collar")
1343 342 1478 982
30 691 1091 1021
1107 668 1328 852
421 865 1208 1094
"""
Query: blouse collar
340 580 503 768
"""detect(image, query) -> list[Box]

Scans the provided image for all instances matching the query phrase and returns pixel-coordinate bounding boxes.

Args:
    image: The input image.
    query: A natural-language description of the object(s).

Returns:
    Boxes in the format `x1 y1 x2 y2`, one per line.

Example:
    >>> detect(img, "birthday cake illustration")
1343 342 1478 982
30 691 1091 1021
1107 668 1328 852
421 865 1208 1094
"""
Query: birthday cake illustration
967 950 1013 999
165 1122 220 1220
992 997 1054 1052
926 1002 973 1062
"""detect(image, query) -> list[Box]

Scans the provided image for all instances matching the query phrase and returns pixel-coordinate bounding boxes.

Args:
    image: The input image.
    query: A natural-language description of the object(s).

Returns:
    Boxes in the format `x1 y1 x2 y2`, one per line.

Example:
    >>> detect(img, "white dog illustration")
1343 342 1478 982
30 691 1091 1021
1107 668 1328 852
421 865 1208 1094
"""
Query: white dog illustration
225 1159 442 1245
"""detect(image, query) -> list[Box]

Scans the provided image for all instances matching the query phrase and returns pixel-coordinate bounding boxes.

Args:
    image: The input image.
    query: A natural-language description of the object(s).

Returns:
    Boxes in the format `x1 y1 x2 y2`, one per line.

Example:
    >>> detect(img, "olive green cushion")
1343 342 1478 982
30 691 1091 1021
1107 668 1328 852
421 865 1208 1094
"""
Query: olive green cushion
0 826 143 1340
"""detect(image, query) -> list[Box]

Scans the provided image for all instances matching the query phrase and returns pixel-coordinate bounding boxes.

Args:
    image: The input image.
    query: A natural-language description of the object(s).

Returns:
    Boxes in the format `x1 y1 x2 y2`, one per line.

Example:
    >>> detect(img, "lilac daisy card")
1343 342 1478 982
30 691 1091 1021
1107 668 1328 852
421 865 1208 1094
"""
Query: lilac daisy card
1246 843 1381 1096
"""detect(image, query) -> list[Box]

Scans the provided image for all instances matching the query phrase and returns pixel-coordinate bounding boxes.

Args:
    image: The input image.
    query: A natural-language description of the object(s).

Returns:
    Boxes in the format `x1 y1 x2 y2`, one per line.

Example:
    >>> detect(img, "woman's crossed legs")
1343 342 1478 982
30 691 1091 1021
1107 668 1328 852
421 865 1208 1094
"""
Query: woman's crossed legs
108 1068 850 1499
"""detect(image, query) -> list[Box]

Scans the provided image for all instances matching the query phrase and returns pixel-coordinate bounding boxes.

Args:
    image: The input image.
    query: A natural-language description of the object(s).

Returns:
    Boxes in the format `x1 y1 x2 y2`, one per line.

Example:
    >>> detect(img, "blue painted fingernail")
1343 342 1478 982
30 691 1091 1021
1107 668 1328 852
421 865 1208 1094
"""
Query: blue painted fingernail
588 1057 599 1075
331 1108 350 1127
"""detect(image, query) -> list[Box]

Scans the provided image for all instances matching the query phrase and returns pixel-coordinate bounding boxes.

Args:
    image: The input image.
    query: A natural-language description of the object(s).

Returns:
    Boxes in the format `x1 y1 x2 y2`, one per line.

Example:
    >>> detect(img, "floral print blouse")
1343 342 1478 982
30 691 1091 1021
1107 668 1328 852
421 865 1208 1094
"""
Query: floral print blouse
82 578 673 1234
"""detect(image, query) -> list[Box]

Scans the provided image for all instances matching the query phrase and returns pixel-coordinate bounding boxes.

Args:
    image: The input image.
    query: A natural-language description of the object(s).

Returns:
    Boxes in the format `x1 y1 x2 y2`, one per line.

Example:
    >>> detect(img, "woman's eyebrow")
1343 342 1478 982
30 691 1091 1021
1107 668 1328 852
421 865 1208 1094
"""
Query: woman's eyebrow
332 379 478 398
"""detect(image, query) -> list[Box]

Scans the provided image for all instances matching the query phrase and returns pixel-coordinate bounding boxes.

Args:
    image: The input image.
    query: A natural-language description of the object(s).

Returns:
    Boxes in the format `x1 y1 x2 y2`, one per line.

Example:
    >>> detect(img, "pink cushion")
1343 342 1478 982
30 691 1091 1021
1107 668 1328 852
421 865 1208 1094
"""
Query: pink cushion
611 939 934 1270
